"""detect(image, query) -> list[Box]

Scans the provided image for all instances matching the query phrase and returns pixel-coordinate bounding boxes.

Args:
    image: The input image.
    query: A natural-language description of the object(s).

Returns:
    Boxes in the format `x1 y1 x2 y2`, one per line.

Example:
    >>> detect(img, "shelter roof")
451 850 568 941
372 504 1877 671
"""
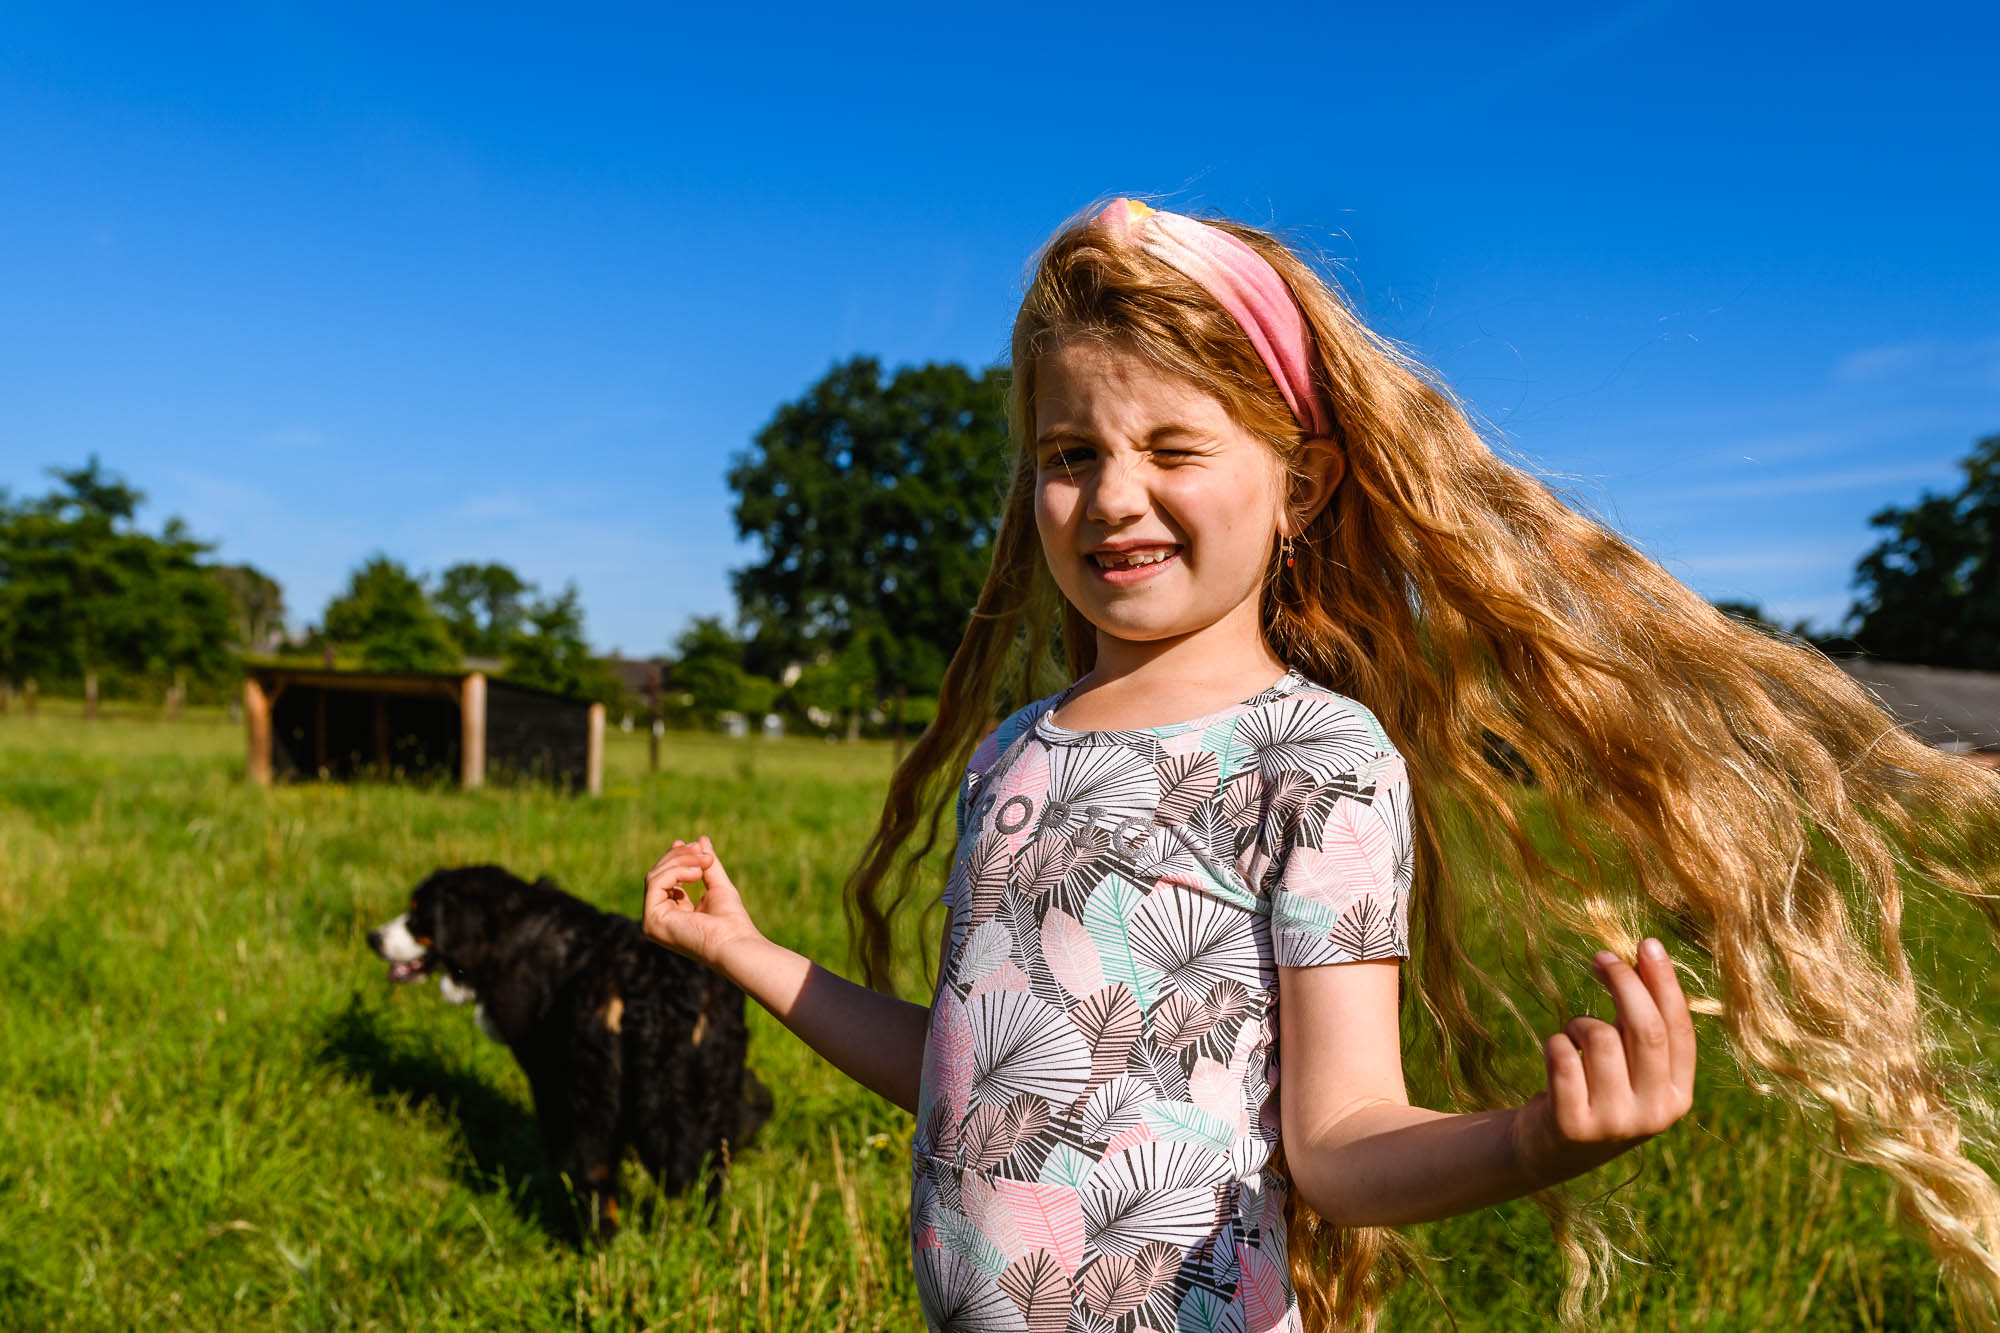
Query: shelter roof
1836 658 2000 752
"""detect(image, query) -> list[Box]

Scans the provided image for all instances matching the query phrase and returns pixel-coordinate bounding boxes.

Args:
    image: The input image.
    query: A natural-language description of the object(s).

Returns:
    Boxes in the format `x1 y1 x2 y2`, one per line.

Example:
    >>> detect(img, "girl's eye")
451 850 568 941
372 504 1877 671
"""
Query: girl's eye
1044 448 1093 467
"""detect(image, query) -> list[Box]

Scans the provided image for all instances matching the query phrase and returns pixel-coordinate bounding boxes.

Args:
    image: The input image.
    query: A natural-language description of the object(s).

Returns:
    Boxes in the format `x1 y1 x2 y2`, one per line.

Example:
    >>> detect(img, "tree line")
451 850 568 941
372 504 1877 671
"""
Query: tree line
3 380 1994 729
0 459 622 713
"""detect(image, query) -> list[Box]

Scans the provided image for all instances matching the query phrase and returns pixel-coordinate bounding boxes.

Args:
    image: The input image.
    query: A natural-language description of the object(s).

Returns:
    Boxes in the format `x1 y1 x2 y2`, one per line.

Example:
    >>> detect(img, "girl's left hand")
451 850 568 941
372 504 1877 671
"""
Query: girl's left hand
1512 937 1697 1181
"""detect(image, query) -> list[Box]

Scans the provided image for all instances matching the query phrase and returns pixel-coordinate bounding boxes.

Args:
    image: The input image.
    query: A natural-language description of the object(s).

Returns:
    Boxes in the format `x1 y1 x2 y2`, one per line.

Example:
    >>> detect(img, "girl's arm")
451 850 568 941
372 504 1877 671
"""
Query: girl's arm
1278 942 1695 1228
643 836 932 1114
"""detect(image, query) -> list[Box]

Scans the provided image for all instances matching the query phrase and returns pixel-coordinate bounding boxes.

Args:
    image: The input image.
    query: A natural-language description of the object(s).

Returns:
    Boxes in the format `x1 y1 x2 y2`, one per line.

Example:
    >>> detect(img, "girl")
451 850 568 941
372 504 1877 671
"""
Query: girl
643 198 2000 1330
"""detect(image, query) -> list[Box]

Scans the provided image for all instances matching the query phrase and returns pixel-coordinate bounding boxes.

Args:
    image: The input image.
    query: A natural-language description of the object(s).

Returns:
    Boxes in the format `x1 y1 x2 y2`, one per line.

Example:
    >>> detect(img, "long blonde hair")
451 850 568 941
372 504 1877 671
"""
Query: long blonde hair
845 199 2000 1328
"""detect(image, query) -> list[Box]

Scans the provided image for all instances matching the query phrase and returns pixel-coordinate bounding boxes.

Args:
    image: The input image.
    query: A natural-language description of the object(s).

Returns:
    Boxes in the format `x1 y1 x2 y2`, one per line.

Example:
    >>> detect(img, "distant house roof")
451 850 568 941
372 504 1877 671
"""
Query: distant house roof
1835 659 2000 753
603 655 671 699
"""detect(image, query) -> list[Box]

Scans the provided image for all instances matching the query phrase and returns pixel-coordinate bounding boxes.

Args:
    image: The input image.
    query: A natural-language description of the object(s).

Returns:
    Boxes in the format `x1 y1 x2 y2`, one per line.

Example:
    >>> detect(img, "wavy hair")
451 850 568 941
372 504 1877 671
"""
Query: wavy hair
843 200 2000 1329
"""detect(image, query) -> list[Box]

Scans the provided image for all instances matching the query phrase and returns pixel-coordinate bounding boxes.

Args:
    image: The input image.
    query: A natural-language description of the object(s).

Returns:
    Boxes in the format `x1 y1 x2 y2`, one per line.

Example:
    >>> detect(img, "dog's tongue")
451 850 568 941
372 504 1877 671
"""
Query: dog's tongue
388 960 425 983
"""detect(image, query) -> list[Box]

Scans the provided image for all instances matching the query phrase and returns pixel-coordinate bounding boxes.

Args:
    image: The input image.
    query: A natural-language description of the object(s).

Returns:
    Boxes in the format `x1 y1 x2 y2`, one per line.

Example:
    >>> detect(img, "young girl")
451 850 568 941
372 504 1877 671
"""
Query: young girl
643 198 2000 1330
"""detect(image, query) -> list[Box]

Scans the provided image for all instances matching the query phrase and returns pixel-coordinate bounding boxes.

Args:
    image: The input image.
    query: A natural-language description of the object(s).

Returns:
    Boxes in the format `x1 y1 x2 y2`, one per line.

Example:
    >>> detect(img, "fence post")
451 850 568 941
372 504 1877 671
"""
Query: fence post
646 663 661 775
461 672 487 789
244 674 272 786
84 671 99 720
587 703 605 797
24 679 37 716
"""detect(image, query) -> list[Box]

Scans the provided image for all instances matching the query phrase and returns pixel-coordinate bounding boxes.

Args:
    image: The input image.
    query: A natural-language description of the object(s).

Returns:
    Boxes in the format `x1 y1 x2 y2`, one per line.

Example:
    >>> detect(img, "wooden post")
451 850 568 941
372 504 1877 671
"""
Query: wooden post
24 678 37 716
244 675 272 786
84 671 99 720
167 668 186 721
461 672 487 789
586 702 605 797
0 678 10 716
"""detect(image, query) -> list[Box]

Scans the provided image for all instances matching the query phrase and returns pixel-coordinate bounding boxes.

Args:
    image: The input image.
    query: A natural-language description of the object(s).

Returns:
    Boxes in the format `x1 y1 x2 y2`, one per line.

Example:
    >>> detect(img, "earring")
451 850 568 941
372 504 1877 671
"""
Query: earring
1281 533 1295 569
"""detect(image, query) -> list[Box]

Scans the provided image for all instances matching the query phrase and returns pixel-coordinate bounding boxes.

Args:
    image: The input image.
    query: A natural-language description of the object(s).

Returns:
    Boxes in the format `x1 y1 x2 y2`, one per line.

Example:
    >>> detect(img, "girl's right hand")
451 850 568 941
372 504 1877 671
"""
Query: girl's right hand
1512 937 1696 1181
642 835 762 972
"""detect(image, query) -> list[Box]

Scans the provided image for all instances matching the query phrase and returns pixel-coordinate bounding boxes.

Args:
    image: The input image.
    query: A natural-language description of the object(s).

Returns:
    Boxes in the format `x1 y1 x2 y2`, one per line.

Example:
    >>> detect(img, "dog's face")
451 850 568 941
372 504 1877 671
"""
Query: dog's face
367 866 522 1003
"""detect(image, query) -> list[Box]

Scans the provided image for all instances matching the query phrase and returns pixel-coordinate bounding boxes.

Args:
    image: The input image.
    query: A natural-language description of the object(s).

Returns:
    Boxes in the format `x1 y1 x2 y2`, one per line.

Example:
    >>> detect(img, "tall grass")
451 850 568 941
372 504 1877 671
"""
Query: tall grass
0 707 1986 1329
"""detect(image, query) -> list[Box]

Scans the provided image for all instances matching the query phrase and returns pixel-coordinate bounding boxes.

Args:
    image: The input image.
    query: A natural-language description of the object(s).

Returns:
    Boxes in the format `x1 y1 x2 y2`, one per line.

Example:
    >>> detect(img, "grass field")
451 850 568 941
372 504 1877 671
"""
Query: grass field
1 706 1993 1330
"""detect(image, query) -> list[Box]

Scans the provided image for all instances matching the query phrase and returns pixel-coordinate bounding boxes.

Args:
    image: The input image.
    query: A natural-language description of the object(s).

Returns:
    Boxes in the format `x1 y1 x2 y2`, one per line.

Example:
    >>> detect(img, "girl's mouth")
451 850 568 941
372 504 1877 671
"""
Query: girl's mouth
1088 545 1181 584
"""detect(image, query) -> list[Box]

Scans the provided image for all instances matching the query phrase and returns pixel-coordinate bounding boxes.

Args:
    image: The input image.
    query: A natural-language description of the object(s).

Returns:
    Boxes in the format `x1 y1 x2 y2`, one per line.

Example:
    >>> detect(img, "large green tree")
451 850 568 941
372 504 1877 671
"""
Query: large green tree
321 556 460 673
1850 432 2000 668
727 356 1011 701
434 561 530 660
209 563 286 652
0 458 234 688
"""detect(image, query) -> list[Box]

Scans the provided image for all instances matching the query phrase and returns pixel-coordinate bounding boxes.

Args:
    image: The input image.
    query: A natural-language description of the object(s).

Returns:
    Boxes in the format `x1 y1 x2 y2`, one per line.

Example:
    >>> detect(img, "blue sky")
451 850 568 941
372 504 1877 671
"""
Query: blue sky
4 2 1995 656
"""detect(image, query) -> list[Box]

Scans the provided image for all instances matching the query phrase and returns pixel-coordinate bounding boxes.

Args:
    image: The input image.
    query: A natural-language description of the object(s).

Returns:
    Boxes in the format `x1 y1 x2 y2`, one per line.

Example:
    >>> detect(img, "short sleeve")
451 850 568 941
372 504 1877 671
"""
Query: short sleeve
1269 752 1413 967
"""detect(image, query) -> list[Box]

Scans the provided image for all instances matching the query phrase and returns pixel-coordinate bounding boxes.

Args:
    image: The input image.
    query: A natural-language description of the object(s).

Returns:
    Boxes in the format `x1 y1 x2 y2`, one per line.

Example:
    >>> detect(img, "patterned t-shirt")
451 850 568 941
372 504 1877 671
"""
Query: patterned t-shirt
910 667 1415 1333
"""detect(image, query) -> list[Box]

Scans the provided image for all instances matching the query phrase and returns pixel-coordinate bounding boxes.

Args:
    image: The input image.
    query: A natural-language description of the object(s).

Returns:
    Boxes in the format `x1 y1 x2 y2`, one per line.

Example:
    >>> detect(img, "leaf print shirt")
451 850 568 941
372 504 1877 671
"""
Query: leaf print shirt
911 668 1415 1333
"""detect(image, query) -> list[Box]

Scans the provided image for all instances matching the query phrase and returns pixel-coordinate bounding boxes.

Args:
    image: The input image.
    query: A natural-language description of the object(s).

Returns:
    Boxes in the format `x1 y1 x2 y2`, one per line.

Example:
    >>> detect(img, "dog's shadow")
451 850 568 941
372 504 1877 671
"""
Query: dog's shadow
316 995 593 1243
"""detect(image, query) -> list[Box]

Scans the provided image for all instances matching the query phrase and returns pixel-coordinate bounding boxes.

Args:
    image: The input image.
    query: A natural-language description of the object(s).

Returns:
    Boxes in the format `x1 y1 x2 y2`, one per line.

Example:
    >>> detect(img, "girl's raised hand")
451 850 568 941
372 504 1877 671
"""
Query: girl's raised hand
1513 937 1697 1181
641 835 761 972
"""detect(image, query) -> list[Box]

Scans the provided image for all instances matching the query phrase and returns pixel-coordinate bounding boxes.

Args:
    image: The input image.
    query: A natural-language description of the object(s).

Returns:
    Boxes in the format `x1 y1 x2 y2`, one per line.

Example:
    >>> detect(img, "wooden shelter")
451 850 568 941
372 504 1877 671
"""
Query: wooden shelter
1837 658 2000 767
242 666 604 795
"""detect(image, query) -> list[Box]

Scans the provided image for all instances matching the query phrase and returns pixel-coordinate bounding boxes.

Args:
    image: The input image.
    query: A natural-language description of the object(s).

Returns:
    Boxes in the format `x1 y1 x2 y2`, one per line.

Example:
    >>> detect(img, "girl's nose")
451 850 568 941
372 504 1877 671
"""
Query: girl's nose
1085 452 1148 525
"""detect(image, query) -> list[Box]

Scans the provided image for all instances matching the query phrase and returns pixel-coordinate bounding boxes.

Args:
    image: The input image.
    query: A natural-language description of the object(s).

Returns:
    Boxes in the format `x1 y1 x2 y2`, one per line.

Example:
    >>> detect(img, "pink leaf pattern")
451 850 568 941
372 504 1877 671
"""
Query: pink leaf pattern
1239 1237 1290 1332
1134 1239 1184 1292
1040 908 1104 999
915 669 1411 1332
965 832 1013 927
1189 1057 1249 1136
1069 985 1140 1106
1102 1119 1154 1156
1015 837 1075 900
1149 991 1211 1052
1286 799 1393 909
967 957 1030 1001
961 1170 1029 1265
991 1179 1087 1277
1077 1253 1148 1319
923 991 972 1127
998 1250 1071 1333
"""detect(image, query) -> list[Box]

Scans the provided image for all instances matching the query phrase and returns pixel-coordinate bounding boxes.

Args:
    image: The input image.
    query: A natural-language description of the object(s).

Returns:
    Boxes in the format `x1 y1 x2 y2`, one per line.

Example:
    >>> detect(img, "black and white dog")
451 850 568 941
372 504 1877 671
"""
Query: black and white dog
367 865 770 1230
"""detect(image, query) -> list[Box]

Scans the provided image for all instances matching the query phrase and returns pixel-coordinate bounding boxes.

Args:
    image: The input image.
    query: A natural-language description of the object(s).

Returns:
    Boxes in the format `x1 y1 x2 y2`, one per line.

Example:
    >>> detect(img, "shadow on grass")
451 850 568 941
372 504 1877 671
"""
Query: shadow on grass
315 995 595 1245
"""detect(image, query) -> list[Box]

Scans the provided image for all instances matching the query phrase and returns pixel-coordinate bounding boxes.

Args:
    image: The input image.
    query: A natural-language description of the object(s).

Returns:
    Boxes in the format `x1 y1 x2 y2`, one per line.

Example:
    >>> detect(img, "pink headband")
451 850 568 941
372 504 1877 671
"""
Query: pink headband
1092 198 1334 439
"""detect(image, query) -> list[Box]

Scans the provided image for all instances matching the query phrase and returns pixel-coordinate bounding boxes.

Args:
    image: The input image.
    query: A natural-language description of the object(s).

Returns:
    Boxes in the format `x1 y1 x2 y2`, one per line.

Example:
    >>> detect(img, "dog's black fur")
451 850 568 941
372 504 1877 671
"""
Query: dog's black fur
367 865 769 1231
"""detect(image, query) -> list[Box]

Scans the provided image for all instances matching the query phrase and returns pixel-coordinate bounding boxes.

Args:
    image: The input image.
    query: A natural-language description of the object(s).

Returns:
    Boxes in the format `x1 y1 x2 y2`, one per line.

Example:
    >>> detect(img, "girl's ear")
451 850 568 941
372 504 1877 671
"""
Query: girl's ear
1282 437 1346 536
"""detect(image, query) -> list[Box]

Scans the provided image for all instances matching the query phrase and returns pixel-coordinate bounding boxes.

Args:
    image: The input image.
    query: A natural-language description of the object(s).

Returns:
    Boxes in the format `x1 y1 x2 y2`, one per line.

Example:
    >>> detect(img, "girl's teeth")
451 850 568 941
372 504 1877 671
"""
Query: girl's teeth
1096 549 1174 569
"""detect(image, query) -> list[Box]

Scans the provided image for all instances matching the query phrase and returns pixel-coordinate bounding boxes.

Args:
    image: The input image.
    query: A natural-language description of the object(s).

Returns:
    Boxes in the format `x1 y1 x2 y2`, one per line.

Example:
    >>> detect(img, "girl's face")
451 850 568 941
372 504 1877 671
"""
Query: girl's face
1033 336 1290 664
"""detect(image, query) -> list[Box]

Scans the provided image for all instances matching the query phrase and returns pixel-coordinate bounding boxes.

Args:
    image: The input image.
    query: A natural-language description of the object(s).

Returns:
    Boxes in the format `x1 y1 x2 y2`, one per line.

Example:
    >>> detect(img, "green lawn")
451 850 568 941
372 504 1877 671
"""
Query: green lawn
0 708 1988 1330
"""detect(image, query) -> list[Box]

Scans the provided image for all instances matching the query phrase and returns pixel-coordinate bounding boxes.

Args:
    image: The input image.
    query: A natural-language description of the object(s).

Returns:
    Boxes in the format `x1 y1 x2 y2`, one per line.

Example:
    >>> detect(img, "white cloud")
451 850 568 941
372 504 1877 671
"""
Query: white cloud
1647 460 1960 504
446 493 537 523
1834 336 2000 388
257 427 329 451
1670 540 1864 578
